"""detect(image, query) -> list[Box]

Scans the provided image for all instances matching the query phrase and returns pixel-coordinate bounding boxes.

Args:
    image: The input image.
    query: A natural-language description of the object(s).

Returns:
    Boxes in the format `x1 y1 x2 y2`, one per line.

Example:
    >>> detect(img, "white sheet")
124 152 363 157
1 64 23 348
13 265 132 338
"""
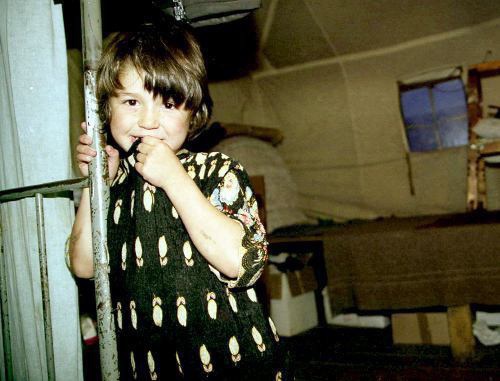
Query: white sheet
0 1 83 380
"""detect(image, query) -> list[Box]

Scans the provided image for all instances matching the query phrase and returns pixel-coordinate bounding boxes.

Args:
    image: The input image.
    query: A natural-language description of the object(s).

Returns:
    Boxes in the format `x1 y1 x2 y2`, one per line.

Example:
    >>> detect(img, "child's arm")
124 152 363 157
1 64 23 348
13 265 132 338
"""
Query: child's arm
136 137 244 279
69 123 120 278
69 187 94 278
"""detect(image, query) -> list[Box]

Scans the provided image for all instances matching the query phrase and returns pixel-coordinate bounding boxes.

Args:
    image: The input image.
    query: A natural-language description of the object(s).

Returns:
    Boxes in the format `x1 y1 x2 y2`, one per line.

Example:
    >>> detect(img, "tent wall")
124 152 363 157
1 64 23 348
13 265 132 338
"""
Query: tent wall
210 10 500 221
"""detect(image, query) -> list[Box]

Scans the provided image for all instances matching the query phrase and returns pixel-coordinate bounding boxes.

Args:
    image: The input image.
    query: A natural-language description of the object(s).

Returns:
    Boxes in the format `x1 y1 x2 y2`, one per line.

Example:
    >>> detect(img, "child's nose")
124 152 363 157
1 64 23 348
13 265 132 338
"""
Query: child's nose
139 107 159 129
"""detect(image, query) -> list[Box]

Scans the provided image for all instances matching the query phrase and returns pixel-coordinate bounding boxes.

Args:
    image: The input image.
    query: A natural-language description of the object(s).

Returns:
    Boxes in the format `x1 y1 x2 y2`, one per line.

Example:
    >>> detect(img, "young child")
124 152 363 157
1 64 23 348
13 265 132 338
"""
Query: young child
70 16 290 380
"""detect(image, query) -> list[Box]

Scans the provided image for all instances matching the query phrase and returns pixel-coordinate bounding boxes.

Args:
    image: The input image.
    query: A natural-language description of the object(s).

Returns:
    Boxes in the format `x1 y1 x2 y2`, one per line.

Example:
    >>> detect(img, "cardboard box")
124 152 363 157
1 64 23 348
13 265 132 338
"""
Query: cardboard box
267 266 317 299
269 266 318 336
392 312 450 346
287 266 317 296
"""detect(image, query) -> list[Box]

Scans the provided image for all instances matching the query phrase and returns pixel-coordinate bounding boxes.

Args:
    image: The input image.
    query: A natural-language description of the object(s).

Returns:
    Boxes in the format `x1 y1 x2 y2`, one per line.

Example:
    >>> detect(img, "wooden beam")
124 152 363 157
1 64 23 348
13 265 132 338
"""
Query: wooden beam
447 305 475 362
469 60 500 76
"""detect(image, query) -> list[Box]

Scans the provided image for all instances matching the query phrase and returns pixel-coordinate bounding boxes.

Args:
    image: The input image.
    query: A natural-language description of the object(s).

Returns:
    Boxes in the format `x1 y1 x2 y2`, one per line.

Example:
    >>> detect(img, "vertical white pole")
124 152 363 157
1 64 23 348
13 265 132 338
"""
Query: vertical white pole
79 1 119 380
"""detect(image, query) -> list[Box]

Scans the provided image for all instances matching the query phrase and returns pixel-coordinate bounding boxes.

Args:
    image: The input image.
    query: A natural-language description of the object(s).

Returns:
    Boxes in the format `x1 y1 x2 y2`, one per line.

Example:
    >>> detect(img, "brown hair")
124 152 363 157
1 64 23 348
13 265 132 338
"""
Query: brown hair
97 17 212 141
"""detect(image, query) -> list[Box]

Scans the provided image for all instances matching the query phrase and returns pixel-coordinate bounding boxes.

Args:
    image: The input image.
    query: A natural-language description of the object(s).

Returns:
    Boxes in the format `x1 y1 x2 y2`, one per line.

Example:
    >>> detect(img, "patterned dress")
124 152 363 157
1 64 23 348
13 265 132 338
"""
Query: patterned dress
107 148 290 380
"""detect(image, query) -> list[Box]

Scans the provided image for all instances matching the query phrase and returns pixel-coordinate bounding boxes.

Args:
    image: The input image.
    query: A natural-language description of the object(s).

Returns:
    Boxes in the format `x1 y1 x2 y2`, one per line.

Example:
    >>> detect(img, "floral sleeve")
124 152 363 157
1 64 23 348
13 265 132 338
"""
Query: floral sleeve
208 162 268 288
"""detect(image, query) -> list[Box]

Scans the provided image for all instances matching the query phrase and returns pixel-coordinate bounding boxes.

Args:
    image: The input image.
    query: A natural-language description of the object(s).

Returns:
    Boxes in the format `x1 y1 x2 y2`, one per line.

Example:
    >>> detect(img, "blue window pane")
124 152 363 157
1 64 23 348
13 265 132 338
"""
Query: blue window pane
401 88 433 126
439 118 469 148
407 127 439 151
433 79 467 119
400 77 468 152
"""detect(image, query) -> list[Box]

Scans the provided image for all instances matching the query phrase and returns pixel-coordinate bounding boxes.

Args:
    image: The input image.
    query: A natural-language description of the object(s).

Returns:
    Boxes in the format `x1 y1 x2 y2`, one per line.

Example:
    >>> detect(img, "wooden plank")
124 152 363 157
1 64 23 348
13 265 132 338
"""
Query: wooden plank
478 140 500 156
447 305 475 362
469 60 500 76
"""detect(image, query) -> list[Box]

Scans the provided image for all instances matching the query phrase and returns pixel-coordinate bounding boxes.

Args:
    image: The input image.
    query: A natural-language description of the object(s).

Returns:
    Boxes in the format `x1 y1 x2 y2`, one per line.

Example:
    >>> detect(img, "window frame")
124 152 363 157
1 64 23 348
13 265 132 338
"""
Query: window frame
398 74 468 152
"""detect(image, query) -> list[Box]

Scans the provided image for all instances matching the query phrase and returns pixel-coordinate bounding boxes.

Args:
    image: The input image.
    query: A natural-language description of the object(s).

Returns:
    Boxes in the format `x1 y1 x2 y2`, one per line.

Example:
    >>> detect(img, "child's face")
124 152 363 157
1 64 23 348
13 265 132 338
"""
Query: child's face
108 65 191 153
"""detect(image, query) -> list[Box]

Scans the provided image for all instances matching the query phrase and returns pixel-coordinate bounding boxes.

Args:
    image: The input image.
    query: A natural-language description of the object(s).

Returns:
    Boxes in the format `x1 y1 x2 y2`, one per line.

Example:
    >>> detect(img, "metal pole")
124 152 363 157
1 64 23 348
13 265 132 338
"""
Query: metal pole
0 215 13 381
35 193 55 381
0 178 89 381
80 0 119 380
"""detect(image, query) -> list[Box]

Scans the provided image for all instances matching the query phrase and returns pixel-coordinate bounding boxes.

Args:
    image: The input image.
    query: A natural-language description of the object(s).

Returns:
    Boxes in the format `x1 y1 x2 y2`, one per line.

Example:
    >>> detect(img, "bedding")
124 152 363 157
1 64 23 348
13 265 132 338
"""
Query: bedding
323 212 500 312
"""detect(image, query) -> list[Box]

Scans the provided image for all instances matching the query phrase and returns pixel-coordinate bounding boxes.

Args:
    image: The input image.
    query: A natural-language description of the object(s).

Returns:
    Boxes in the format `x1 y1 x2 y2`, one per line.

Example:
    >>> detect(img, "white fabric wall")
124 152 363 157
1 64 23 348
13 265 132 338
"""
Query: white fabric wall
0 1 83 380
210 20 500 221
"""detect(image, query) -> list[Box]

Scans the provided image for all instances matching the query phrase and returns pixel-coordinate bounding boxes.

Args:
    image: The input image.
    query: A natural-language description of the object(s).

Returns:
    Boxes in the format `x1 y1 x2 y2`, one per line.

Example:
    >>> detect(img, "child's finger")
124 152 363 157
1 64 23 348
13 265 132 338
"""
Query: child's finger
105 145 120 180
79 133 93 145
80 121 87 133
105 145 119 156
76 153 94 164
135 162 144 175
140 136 158 146
76 143 97 157
136 152 146 163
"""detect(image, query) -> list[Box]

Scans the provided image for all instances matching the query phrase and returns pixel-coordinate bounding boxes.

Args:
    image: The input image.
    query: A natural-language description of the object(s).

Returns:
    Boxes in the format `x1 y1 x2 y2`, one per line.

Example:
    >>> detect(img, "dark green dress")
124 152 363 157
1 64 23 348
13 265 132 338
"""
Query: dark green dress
107 149 290 380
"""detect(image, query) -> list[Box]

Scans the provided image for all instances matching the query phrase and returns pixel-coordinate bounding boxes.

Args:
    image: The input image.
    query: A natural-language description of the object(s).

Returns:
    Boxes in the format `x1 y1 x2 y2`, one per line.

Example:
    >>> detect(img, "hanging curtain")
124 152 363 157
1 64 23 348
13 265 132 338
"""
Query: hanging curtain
0 1 83 380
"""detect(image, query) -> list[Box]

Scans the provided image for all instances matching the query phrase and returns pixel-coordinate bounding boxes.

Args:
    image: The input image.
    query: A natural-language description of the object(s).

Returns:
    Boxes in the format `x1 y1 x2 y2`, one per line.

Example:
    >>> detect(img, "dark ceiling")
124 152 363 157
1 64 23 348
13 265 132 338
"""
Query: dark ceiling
62 0 259 81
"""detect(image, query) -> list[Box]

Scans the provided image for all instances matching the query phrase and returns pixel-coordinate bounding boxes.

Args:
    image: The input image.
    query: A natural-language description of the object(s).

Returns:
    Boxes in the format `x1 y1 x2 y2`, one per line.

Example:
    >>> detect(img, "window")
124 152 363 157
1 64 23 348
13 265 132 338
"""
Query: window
399 77 468 152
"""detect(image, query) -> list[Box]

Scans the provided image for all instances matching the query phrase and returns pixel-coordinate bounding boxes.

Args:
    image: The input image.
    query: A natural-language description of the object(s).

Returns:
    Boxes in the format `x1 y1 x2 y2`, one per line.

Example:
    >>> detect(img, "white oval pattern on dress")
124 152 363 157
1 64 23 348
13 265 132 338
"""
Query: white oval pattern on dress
176 352 183 375
113 199 122 224
152 296 162 327
135 237 143 267
206 292 217 319
228 336 241 363
268 317 280 342
130 190 135 217
195 152 207 165
247 288 258 302
147 351 158 380
143 183 156 212
158 236 168 266
176 296 187 327
199 344 213 373
199 164 206 180
226 288 238 313
130 300 137 330
183 241 194 266
130 351 137 379
127 155 136 167
251 326 266 352
117 302 122 330
117 167 127 185
207 161 216 177
121 243 127 270
218 160 231 177
172 206 178 219
187 165 196 179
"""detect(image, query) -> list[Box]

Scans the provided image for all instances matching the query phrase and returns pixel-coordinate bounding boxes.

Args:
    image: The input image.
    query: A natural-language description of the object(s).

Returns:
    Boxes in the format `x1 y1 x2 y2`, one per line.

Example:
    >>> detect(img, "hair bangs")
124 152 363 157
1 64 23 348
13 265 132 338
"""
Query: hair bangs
139 64 203 111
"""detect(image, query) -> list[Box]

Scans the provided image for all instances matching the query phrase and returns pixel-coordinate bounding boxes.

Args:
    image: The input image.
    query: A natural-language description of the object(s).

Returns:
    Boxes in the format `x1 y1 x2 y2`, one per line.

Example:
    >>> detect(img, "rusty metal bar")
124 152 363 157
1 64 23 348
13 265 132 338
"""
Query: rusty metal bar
0 215 13 381
0 178 89 381
80 0 119 379
0 177 88 203
35 193 55 381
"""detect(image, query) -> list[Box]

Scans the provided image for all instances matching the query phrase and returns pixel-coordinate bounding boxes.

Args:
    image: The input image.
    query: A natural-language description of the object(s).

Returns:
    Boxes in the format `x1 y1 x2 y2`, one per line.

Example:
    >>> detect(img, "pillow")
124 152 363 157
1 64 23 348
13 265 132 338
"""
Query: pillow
473 118 500 139
211 136 309 233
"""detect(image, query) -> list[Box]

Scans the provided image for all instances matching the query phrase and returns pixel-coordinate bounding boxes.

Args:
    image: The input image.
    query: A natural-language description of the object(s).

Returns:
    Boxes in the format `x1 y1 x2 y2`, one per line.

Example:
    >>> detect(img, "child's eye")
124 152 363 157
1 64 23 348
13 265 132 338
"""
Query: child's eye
124 99 137 106
164 101 175 110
